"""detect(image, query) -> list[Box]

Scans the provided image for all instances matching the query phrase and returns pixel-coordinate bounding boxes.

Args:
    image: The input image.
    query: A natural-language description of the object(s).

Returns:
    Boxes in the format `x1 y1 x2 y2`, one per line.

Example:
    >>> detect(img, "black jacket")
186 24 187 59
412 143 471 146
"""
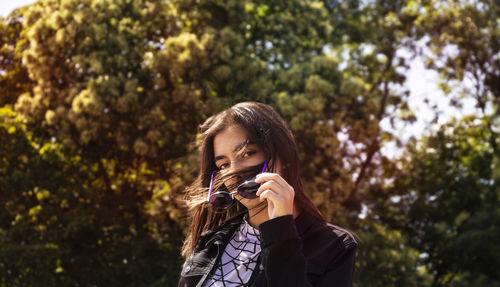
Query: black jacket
178 212 357 287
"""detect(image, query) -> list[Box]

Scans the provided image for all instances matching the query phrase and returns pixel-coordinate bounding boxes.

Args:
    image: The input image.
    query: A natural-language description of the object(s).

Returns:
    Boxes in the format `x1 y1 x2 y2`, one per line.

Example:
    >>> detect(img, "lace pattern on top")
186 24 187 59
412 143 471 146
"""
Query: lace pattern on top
202 217 262 286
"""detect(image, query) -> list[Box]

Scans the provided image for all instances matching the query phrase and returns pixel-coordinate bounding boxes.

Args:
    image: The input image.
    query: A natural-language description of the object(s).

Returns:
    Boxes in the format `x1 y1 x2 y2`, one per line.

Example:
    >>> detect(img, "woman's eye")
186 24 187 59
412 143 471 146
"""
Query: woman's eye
219 163 229 169
243 150 256 158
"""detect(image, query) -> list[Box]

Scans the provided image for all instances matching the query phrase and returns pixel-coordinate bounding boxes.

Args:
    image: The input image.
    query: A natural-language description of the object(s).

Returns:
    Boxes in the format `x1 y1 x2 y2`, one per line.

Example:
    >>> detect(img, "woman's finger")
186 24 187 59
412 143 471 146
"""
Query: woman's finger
259 188 293 217
258 189 282 203
256 180 283 197
255 172 293 192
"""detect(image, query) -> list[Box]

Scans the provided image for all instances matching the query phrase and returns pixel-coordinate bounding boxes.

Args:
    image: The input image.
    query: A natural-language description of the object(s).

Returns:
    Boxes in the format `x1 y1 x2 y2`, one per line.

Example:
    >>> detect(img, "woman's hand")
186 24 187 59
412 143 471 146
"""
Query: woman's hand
255 172 295 220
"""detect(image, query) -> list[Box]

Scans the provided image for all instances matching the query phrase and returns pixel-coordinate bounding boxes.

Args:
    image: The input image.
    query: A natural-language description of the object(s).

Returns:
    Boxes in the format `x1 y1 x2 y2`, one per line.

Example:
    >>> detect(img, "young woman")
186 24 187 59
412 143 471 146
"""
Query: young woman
178 102 357 287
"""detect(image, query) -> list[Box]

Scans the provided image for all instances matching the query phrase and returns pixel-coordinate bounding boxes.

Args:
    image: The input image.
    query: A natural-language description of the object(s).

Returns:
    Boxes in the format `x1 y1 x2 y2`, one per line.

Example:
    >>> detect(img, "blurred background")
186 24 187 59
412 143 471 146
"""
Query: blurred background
0 0 499 286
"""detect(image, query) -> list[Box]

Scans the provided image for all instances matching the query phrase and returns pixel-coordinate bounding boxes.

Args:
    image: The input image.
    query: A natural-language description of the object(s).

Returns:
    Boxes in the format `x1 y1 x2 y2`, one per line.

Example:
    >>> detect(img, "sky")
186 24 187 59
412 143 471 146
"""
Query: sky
0 0 36 17
0 0 484 159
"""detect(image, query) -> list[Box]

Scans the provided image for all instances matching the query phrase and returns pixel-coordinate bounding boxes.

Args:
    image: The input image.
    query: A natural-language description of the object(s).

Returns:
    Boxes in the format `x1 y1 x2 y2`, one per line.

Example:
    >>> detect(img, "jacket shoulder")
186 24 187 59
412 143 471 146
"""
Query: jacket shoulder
324 222 357 248
300 219 357 269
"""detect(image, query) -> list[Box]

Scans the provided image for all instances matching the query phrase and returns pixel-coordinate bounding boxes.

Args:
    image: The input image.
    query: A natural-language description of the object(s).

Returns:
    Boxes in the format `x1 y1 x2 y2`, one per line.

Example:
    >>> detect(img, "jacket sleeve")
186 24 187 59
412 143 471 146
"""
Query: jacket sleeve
316 240 356 287
258 215 356 287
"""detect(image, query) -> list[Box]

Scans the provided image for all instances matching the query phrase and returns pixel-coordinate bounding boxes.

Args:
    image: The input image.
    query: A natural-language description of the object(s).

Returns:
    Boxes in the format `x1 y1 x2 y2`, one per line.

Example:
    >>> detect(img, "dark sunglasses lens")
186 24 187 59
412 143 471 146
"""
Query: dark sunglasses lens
209 192 233 209
237 179 260 199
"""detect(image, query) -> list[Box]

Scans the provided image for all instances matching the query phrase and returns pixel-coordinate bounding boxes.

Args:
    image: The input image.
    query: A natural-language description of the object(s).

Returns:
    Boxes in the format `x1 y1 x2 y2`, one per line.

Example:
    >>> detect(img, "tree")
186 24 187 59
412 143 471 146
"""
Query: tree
354 215 433 287
384 116 500 286
0 9 33 106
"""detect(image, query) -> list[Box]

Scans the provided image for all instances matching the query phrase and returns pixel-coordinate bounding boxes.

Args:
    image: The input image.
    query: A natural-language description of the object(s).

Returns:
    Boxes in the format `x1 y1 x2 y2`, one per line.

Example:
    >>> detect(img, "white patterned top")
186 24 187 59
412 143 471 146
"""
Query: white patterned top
202 216 262 286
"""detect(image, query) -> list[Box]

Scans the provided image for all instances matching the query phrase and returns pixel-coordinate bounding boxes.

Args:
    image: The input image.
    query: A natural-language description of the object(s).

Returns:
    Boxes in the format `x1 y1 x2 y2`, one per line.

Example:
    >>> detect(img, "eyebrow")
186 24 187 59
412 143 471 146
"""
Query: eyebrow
214 139 254 162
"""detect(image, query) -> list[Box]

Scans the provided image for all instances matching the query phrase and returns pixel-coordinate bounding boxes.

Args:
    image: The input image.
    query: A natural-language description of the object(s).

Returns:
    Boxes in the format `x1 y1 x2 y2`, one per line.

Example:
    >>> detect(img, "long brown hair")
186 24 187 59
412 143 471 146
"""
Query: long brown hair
181 102 324 257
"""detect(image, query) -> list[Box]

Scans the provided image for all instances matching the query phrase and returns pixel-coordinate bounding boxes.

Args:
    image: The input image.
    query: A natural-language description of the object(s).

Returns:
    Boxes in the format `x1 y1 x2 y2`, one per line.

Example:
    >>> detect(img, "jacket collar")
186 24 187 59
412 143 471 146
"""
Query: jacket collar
198 214 244 249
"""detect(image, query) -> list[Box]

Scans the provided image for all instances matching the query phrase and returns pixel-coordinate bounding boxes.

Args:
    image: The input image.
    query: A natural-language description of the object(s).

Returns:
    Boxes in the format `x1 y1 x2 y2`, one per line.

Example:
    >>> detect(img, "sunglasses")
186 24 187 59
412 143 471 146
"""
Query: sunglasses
206 159 268 209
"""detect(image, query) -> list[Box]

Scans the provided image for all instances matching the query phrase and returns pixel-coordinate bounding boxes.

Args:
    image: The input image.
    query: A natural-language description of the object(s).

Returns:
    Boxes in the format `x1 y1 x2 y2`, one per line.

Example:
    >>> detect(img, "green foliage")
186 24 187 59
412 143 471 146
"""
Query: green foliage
355 216 433 287
0 105 181 286
0 9 33 106
386 117 500 286
412 0 500 117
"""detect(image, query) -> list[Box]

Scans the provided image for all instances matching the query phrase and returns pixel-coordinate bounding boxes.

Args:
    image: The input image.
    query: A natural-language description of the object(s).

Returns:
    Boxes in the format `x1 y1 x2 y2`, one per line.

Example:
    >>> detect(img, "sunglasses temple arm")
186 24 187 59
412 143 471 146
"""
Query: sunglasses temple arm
207 170 217 202
261 159 268 173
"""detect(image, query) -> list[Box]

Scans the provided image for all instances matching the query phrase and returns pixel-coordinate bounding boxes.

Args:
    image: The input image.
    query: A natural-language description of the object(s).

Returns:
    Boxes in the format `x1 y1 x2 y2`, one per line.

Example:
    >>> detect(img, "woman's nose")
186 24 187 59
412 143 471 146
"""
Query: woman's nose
231 160 244 170
225 161 243 188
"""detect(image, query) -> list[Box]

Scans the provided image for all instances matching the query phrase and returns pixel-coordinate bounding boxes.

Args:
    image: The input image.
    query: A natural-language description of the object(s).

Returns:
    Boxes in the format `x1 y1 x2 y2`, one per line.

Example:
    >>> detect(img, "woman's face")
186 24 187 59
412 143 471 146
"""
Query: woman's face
213 125 267 209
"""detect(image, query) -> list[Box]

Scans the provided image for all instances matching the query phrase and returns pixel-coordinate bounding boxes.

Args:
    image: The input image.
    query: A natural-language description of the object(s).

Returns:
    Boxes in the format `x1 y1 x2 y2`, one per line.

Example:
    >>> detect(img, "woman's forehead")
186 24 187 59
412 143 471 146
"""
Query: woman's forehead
213 126 253 158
